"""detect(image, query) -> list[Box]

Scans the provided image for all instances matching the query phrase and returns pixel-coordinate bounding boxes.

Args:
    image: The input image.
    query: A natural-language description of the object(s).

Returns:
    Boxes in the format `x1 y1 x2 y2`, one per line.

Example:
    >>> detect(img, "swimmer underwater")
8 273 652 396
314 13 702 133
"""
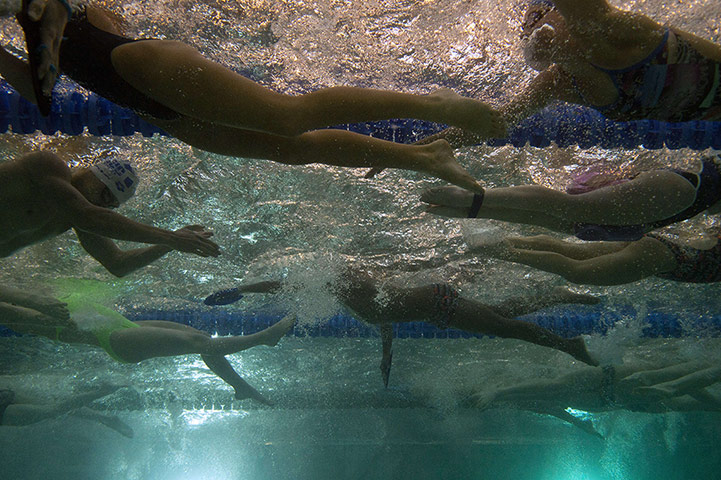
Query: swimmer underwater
424 0 721 148
0 151 219 273
0 0 507 192
0 293 296 405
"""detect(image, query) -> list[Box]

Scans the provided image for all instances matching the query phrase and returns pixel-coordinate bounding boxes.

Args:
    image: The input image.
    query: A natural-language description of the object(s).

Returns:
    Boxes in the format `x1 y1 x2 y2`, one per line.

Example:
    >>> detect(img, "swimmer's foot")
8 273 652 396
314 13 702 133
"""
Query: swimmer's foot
549 287 600 306
430 88 507 139
258 314 296 347
421 140 484 193
234 381 274 406
567 336 598 366
75 407 135 438
464 227 509 256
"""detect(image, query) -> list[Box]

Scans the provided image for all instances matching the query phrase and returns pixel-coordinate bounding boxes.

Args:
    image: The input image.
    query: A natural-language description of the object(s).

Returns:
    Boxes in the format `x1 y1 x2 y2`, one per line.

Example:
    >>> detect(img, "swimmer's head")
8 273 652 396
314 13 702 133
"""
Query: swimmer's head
72 158 138 209
89 158 139 206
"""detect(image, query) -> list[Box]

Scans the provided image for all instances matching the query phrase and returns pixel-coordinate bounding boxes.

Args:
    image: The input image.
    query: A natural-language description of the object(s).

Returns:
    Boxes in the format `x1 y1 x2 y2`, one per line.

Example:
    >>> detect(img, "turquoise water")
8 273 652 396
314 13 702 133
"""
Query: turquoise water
2 1 721 479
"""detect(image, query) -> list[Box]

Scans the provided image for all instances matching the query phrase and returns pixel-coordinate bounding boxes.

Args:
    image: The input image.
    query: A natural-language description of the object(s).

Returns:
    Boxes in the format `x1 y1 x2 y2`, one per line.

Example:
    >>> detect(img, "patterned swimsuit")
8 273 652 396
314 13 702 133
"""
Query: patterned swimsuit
649 234 721 283
576 29 721 122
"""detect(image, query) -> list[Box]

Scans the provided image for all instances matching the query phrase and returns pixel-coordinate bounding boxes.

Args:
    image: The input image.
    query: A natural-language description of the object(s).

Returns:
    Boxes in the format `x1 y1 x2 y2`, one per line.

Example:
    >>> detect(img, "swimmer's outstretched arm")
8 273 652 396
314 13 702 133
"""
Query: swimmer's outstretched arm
26 153 220 257
75 225 215 277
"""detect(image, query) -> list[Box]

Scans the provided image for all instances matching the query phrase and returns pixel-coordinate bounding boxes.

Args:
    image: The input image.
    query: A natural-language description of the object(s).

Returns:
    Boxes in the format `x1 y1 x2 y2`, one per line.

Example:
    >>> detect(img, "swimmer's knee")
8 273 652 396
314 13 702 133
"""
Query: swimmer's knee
271 136 315 165
263 96 308 137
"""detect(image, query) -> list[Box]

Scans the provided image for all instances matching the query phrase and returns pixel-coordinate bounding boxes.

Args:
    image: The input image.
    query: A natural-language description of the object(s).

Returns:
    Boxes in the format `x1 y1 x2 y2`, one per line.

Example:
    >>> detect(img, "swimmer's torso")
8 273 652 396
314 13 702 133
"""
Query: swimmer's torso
0 160 72 257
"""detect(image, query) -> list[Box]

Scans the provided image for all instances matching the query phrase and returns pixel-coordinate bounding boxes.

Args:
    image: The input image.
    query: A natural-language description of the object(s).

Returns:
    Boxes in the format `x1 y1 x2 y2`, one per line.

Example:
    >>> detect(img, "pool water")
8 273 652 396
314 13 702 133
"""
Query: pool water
2 1 721 479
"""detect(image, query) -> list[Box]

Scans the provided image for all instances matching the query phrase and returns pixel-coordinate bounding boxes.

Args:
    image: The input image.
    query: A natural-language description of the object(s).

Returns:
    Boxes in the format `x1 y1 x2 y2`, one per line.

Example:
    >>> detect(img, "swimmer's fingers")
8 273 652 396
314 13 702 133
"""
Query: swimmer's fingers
424 205 469 218
178 224 214 238
171 230 221 257
35 0 68 94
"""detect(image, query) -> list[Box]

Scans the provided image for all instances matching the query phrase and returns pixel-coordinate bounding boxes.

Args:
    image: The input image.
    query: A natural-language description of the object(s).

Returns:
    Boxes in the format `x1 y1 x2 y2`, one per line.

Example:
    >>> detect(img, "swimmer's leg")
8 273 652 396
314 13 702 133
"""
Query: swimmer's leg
619 361 706 389
111 40 505 138
201 354 273 405
367 284 598 365
451 297 598 365
159 118 483 192
504 235 629 259
110 315 296 362
502 236 676 286
379 323 393 388
634 366 721 399
488 286 599 319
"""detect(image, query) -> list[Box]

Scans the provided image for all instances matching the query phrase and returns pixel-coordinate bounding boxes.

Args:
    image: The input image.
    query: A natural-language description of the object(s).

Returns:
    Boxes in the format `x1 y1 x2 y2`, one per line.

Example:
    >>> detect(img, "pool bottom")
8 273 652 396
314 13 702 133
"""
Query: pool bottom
1 406 719 480
1 335 720 480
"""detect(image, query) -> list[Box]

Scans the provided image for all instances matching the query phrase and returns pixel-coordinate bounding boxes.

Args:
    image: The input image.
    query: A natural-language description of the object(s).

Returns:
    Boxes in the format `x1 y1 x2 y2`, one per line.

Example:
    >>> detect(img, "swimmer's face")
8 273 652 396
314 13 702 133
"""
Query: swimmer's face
74 169 121 209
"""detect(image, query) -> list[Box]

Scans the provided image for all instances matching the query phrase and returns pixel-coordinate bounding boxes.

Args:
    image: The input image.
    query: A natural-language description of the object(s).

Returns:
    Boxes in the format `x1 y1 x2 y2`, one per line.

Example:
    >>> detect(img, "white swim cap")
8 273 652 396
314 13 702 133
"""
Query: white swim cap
89 158 139 204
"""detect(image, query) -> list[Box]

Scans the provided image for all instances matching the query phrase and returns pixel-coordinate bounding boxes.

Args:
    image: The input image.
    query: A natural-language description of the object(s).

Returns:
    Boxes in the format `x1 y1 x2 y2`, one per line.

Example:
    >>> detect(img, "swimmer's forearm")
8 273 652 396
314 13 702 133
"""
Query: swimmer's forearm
104 245 174 277
71 206 178 246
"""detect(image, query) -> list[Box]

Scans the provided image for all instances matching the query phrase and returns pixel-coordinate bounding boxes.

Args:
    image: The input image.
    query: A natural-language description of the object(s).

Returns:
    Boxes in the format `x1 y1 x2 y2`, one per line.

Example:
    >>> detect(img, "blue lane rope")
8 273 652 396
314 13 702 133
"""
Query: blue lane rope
109 307 721 338
2 308 720 338
2 80 721 150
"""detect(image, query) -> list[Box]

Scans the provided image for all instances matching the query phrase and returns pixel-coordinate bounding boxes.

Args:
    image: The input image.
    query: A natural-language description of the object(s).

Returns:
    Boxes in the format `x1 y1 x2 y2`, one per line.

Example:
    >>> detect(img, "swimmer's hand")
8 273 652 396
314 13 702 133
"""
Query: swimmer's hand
204 287 244 306
26 0 69 96
168 225 220 257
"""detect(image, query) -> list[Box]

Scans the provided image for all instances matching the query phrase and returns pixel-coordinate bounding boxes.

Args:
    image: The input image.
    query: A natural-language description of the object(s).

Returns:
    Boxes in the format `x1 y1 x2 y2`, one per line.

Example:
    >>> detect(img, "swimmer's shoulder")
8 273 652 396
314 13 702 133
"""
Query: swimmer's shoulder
17 151 72 182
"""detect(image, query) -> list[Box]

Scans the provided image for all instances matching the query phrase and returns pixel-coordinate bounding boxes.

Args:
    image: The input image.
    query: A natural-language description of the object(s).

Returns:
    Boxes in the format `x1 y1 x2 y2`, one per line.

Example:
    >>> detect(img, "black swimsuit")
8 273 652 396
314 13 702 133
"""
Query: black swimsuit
59 11 180 120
